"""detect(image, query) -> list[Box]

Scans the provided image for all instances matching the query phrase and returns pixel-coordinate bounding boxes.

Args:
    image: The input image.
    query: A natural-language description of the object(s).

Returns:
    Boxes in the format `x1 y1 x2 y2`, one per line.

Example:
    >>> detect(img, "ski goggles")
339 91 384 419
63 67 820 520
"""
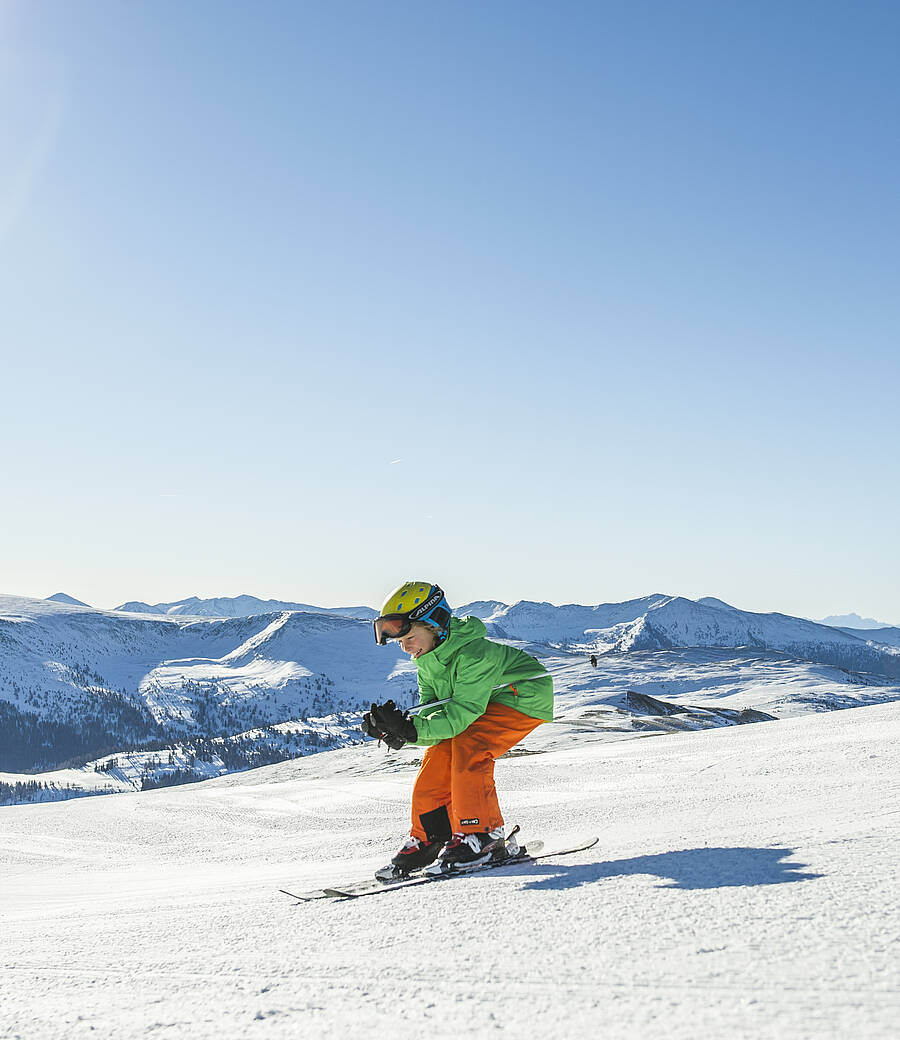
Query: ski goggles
373 614 413 646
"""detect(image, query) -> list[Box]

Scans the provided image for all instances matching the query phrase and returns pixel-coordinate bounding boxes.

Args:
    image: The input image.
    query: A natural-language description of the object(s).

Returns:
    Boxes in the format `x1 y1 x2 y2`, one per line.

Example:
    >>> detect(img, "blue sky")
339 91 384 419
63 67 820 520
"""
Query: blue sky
1 0 898 621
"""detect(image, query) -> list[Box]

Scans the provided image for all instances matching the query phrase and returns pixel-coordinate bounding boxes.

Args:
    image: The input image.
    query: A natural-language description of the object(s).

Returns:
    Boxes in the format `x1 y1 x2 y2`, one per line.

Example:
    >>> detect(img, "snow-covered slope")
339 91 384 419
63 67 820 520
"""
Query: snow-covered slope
1 700 897 1039
0 594 415 776
114 594 377 619
6 641 898 803
838 626 900 649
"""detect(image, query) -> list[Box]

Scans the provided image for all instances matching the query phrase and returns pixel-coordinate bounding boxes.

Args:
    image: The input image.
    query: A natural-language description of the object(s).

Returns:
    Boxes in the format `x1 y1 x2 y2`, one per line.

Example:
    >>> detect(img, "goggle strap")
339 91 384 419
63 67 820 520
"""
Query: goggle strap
426 605 451 632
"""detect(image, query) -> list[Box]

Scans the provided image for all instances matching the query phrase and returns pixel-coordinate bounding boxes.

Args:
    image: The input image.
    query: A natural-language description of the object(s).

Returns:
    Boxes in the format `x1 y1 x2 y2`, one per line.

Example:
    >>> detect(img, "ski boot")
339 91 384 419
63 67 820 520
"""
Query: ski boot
375 835 443 882
424 827 509 875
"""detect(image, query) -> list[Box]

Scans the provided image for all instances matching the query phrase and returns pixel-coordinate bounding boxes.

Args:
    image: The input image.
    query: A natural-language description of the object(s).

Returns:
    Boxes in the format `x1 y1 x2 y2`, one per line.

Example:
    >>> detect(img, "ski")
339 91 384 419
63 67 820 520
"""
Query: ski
280 825 531 901
280 828 539 901
278 854 534 902
281 835 597 903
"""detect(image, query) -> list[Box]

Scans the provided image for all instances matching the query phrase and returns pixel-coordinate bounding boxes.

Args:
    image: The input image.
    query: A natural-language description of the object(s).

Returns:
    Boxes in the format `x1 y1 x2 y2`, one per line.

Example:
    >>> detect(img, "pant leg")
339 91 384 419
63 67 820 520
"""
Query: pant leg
449 702 543 834
409 740 452 841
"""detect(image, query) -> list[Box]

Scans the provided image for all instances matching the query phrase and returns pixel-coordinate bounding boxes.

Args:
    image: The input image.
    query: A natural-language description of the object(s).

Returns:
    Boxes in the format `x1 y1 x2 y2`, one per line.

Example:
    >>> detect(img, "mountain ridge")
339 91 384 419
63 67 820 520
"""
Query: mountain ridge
113 594 377 620
46 592 92 607
816 611 896 629
460 595 900 677
4 590 900 797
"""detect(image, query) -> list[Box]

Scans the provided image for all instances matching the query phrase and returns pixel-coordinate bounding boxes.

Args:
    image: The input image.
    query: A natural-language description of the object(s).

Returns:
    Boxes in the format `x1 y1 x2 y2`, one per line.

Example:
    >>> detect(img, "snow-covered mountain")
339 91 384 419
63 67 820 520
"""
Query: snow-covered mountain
459 594 673 638
0 594 414 779
816 611 895 629
838 626 900 648
113 594 377 619
46 592 92 607
465 594 900 678
455 599 511 619
4 590 900 802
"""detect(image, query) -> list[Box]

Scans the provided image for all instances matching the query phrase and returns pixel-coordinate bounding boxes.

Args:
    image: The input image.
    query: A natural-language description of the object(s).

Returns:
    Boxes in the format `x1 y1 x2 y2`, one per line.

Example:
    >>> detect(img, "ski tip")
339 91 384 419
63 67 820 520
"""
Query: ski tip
278 888 312 903
279 887 340 902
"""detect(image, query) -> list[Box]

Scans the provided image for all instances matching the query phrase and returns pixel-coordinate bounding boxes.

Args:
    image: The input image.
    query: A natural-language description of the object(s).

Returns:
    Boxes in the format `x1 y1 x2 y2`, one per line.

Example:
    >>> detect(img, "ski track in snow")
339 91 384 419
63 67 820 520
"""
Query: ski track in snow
1 701 898 1039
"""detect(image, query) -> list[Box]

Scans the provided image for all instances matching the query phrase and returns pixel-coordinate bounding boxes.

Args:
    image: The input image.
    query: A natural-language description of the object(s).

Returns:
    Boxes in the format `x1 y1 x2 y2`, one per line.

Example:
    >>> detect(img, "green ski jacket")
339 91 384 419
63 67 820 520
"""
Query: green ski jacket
411 616 554 746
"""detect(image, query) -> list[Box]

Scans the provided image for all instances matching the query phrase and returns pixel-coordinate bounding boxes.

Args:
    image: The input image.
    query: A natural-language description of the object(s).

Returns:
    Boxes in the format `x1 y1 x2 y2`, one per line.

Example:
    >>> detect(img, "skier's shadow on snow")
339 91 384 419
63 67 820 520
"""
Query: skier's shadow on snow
516 847 822 891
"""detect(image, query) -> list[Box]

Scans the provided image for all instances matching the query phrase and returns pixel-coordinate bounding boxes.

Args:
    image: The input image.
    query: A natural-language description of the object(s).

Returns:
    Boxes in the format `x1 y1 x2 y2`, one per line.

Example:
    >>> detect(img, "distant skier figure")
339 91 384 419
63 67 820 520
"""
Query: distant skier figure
363 581 553 878
589 654 597 668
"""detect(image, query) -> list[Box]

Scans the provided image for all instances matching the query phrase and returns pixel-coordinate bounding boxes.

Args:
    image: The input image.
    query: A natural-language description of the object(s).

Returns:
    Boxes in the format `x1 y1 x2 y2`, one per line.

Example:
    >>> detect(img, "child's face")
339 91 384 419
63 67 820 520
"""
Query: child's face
398 622 438 660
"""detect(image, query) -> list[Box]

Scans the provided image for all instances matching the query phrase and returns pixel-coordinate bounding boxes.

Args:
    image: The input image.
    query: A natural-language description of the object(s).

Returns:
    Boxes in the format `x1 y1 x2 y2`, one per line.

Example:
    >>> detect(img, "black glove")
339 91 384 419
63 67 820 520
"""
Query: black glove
381 729 408 751
361 711 382 740
364 699 417 749
361 710 408 750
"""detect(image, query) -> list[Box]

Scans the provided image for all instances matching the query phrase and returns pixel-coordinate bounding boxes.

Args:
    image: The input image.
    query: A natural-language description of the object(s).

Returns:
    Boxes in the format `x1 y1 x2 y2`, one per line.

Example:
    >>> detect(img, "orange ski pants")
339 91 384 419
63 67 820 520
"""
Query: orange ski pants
410 702 543 839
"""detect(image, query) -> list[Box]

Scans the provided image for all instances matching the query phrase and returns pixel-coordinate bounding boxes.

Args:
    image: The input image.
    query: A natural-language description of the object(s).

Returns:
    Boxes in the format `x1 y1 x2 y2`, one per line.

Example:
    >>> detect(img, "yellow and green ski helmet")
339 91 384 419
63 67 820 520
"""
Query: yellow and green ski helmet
373 581 452 645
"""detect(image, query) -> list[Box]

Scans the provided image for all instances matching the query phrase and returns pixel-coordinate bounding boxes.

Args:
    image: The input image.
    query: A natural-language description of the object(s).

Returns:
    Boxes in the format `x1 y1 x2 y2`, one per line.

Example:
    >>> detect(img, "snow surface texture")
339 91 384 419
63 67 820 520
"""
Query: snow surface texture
1 701 897 1039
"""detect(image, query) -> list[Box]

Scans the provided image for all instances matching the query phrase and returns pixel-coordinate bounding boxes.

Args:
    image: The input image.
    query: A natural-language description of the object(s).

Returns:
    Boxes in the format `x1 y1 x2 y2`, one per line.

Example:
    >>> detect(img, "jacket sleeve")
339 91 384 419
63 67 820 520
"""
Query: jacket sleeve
413 644 503 745
417 675 437 706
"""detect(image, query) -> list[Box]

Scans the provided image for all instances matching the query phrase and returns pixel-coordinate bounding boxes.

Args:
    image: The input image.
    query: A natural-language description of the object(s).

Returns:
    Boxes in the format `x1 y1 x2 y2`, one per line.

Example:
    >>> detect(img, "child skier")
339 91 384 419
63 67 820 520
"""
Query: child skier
363 581 554 878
